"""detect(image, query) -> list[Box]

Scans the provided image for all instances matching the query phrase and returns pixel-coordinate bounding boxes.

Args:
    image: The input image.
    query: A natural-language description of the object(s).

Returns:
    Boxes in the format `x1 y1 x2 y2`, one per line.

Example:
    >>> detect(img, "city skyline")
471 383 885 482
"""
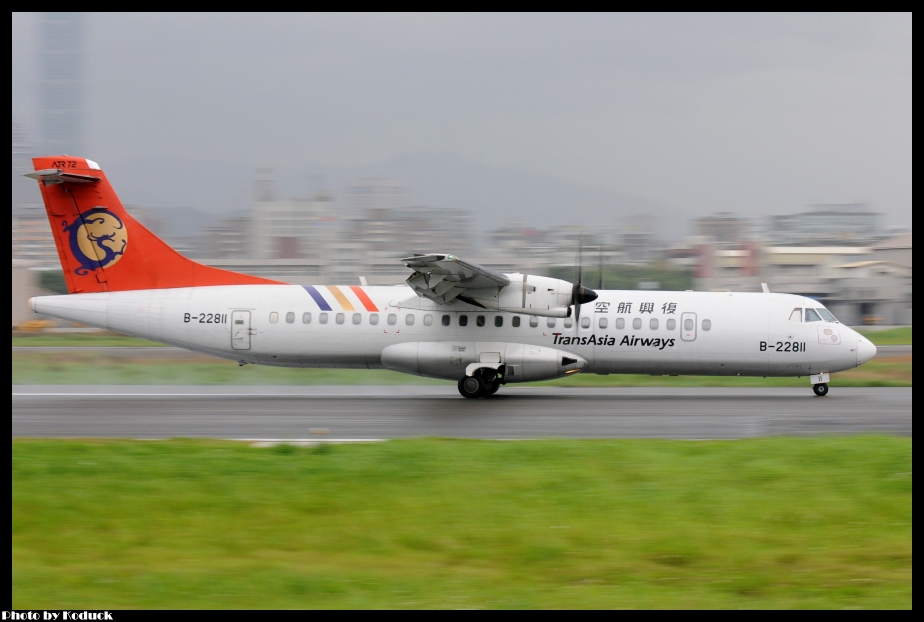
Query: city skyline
12 13 912 230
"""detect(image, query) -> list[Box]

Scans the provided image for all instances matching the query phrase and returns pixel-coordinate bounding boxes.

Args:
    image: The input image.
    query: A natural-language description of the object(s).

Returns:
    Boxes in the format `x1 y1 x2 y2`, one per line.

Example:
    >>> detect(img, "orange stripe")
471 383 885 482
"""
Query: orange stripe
326 286 355 311
349 286 379 312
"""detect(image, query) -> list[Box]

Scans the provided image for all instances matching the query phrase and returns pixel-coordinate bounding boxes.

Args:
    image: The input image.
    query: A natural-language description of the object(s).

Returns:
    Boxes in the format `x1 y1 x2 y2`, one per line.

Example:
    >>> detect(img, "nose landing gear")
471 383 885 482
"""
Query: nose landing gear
810 372 831 397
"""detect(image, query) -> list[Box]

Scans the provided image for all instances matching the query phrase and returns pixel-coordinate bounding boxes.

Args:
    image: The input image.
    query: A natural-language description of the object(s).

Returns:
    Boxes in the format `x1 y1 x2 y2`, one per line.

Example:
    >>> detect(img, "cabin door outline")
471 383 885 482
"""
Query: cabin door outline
231 310 252 350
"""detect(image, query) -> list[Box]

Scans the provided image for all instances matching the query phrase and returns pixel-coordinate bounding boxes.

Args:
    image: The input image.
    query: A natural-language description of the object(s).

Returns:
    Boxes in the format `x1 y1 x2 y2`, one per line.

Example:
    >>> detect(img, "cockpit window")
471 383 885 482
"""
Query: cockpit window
804 308 822 322
788 308 802 322
816 308 838 322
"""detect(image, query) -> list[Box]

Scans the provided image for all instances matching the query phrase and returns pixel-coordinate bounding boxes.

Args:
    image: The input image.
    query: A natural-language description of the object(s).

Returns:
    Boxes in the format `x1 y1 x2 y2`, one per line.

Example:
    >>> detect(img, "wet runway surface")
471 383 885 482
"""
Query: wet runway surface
12 386 911 440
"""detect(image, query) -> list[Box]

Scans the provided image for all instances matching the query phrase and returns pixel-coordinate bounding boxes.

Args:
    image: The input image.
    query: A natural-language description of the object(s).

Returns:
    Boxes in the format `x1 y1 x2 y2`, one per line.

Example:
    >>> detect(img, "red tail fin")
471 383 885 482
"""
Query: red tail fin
29 156 281 293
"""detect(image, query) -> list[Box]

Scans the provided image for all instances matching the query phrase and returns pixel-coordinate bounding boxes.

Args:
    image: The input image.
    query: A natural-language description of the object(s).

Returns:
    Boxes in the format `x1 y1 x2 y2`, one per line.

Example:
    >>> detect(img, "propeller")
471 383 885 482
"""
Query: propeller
598 245 605 290
571 234 598 328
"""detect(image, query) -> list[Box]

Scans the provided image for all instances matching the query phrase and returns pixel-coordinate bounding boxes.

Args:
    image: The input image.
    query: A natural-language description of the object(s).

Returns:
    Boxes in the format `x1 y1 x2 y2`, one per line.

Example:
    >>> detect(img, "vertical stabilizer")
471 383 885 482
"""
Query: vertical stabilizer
28 156 281 293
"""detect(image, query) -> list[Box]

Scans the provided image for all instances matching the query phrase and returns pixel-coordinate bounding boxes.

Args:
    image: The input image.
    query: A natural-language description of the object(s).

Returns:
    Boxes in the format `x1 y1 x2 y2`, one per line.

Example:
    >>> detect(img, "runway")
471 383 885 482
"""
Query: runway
12 386 912 440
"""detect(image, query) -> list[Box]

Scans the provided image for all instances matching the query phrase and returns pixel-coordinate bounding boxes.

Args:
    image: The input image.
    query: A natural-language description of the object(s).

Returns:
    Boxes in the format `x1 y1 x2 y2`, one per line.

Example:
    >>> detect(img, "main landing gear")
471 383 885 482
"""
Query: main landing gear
458 368 502 398
813 383 829 397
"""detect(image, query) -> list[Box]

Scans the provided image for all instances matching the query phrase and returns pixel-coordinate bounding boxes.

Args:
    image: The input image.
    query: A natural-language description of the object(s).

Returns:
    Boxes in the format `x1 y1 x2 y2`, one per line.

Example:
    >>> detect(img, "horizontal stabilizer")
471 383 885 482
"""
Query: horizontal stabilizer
26 169 100 185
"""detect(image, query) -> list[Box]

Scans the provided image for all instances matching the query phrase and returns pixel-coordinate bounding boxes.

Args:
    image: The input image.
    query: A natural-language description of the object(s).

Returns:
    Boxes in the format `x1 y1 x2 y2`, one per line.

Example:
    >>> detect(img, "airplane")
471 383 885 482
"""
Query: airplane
25 156 877 398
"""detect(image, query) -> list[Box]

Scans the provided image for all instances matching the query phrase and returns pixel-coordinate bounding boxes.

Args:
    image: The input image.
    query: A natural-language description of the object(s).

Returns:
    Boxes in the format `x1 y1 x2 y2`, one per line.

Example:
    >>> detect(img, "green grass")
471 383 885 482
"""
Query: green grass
12 350 912 386
12 332 165 347
856 327 912 346
12 438 911 608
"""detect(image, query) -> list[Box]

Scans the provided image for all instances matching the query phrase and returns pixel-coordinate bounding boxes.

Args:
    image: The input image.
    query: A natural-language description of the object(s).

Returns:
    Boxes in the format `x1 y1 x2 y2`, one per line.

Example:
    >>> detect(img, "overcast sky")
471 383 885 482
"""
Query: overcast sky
11 13 912 228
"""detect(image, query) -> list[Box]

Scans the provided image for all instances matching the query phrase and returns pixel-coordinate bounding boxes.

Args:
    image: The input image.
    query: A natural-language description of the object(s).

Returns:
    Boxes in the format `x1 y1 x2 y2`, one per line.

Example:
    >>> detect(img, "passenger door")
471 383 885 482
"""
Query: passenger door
231 310 252 350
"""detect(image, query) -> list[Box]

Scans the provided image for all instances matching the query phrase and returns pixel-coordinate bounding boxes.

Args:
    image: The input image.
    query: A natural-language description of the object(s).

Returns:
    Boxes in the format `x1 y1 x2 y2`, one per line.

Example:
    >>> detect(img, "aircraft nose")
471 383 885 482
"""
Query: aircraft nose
857 336 877 366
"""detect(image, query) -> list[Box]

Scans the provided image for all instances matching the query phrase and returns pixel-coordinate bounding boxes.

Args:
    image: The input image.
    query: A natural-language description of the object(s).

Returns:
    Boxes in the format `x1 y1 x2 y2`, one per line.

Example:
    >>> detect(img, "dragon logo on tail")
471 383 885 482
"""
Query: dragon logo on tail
63 207 128 275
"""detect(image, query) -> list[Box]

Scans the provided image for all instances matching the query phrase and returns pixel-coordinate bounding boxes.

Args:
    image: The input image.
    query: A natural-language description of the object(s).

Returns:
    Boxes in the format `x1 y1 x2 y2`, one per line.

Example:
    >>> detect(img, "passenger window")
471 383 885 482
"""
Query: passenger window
459 315 468 327
476 315 485 327
369 313 379 325
615 318 625 330
789 308 802 322
547 317 557 328
529 316 539 328
564 317 573 329
666 318 676 331
406 314 415 326
598 317 608 329
495 316 503 327
387 314 397 325
319 313 329 324
804 309 822 322
302 312 311 324
424 314 433 326
441 315 451 326
650 318 658 330
336 313 345 325
352 313 362 325
633 318 642 330
512 316 521 328
286 312 295 324
581 316 591 329
684 318 694 330
269 312 279 324
702 319 712 331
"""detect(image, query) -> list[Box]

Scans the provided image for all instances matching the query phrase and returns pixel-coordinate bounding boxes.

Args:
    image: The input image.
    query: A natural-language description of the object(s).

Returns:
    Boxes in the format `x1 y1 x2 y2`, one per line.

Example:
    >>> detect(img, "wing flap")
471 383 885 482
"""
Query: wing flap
401 254 510 304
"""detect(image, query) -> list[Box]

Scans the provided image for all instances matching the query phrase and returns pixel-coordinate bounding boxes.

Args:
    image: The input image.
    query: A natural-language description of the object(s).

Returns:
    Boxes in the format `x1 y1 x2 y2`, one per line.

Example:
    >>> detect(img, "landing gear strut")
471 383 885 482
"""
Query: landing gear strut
813 383 829 397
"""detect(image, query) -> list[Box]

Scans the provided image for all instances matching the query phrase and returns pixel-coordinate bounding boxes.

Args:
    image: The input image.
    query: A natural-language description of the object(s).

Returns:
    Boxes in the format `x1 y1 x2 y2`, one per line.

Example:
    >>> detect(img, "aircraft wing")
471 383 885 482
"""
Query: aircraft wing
401 254 511 305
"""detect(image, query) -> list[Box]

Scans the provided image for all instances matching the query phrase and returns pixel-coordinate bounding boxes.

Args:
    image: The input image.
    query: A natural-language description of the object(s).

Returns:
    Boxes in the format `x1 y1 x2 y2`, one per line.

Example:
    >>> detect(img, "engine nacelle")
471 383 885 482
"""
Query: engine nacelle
464 274 573 318
381 341 587 382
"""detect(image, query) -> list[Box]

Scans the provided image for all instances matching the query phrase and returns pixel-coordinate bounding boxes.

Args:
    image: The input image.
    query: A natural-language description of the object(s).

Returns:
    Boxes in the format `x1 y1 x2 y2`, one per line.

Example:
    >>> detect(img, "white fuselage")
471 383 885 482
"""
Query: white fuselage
30 284 874 381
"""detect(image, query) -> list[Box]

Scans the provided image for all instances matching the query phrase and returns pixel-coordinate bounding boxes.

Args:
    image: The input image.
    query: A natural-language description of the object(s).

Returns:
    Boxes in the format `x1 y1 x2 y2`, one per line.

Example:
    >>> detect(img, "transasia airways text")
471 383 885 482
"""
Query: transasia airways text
551 333 677 349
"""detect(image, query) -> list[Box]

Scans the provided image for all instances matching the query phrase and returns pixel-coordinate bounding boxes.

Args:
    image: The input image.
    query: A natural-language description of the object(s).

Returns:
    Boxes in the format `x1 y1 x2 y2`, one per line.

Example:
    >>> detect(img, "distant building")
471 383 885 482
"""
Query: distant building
347 178 409 213
197 217 251 259
872 233 912 268
40 13 86 156
692 242 913 325
351 205 473 264
763 203 884 246
693 212 750 247
12 120 58 267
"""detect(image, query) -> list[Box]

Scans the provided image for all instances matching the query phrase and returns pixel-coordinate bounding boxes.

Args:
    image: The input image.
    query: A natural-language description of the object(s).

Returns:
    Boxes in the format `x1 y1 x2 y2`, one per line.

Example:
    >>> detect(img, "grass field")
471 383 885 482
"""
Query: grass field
12 438 911 609
11 326 911 347
855 327 913 345
11 349 912 386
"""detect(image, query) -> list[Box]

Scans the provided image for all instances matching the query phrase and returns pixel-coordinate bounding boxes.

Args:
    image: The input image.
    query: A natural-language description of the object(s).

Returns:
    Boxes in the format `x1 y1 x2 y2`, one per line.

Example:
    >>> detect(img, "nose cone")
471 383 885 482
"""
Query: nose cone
857 336 877 366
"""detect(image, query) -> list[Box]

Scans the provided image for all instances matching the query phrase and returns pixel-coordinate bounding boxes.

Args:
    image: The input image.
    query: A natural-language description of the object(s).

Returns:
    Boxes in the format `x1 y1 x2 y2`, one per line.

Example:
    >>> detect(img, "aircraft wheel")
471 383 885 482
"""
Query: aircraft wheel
458 376 485 398
813 383 829 397
483 380 501 397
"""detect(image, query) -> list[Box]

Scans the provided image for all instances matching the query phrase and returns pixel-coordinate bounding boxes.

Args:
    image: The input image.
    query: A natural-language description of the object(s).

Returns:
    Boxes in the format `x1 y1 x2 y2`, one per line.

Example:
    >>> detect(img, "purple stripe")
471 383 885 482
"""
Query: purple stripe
302 285 332 310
